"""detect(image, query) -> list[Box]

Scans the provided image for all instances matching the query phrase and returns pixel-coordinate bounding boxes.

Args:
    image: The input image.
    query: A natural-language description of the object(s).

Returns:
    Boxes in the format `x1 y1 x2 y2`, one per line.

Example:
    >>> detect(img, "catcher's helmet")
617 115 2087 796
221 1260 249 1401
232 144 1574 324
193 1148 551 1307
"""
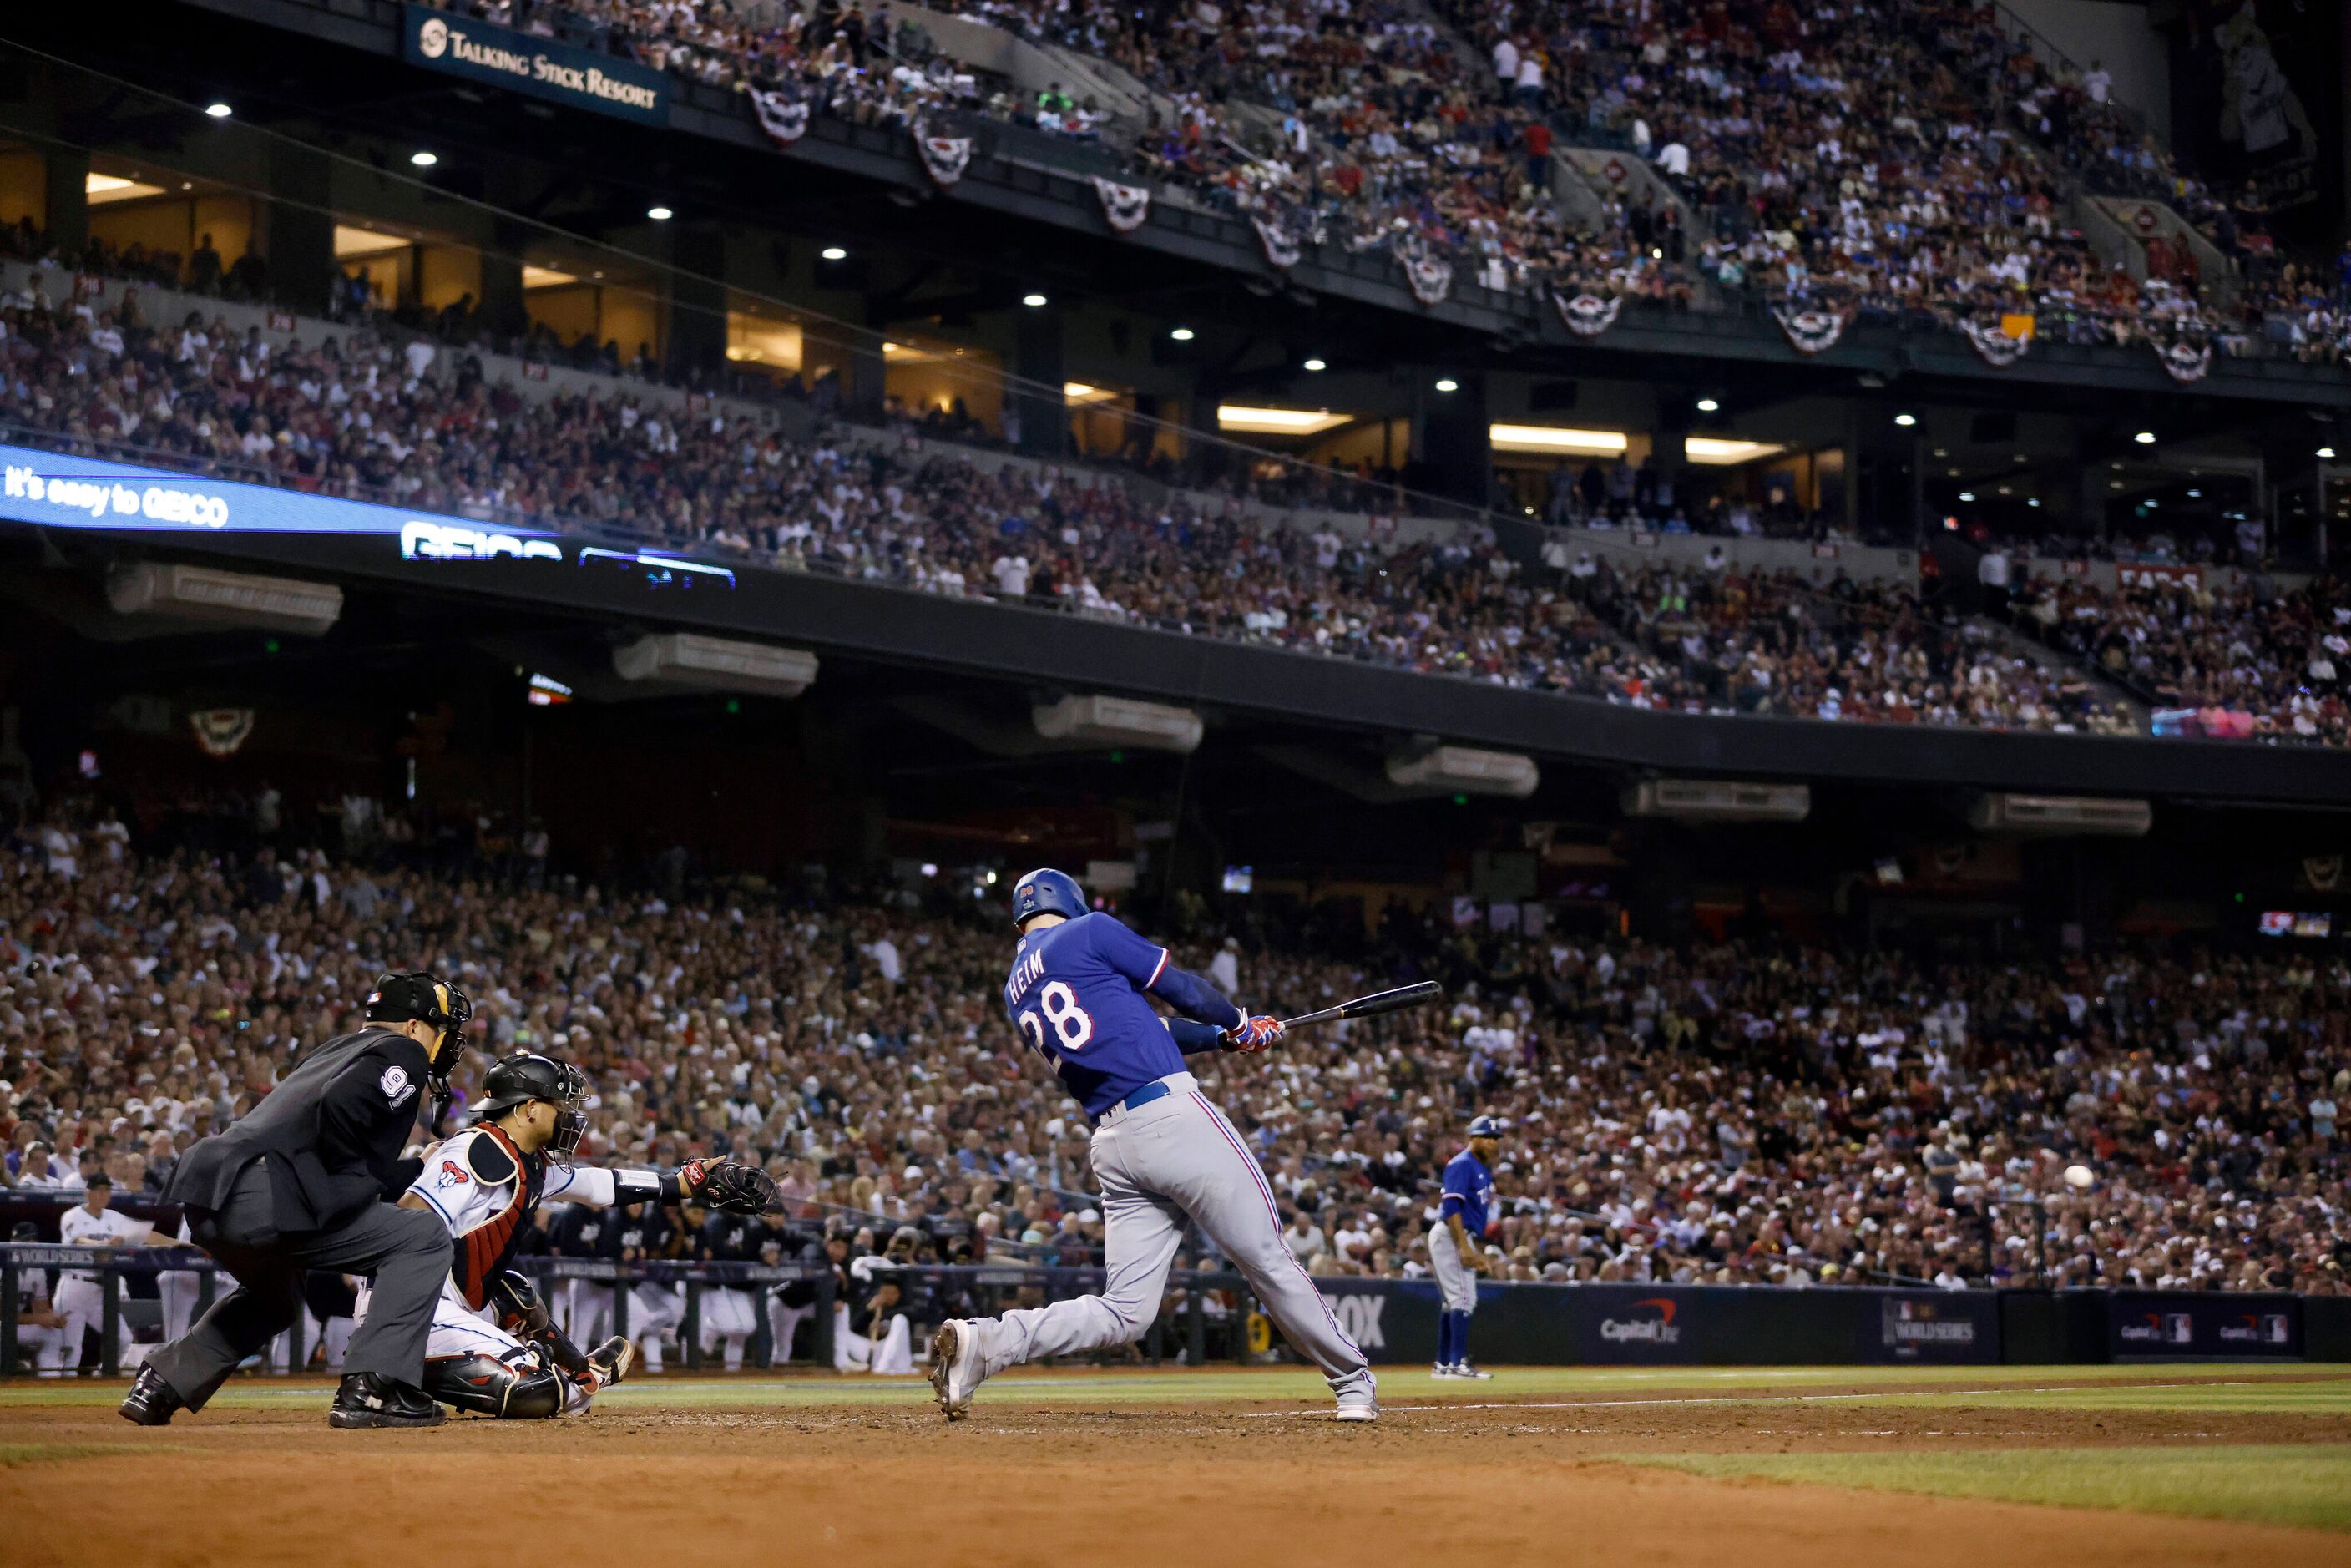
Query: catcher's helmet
1012 867 1086 928
474 1052 589 1160
1466 1115 1507 1140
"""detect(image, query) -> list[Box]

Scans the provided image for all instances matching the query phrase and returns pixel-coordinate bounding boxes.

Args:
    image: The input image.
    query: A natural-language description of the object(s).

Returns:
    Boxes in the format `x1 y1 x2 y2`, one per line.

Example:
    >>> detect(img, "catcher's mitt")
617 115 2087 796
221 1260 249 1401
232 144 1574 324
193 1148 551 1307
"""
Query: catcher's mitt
682 1156 778 1215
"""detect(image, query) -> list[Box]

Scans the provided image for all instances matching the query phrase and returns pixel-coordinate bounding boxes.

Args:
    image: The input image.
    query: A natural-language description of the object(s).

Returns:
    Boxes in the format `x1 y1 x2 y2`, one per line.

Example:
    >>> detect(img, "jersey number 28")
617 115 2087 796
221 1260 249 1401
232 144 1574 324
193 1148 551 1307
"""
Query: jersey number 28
1019 980 1095 1060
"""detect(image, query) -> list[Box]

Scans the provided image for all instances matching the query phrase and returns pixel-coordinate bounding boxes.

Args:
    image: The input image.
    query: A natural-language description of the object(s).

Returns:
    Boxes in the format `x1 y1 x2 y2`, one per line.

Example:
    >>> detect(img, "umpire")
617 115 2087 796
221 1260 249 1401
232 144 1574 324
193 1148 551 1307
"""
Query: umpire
119 973 471 1429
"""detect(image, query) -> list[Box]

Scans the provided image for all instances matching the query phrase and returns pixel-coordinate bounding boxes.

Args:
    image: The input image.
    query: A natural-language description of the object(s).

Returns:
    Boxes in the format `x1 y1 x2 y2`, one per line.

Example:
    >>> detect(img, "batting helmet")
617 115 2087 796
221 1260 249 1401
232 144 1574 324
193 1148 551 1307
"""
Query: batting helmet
474 1053 589 1160
1012 867 1086 929
1466 1115 1507 1140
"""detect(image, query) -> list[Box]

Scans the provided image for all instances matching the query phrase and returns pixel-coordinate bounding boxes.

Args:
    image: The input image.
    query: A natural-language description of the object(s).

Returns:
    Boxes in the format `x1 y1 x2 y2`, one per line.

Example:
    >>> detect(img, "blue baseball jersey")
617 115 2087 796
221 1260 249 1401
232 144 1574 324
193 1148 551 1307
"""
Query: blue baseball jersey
1438 1148 1494 1237
1003 912 1245 1118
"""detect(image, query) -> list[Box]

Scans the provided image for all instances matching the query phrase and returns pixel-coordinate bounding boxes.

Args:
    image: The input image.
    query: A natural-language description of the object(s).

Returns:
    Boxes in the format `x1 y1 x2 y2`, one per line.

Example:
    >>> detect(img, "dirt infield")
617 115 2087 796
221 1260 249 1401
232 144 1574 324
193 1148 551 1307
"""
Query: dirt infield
5 1372 2348 1567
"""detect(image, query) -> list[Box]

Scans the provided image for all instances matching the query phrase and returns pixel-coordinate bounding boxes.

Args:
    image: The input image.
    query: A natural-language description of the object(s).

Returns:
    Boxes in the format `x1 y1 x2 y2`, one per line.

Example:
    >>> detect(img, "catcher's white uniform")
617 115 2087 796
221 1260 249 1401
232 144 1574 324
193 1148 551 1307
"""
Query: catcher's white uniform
351 1125 660 1416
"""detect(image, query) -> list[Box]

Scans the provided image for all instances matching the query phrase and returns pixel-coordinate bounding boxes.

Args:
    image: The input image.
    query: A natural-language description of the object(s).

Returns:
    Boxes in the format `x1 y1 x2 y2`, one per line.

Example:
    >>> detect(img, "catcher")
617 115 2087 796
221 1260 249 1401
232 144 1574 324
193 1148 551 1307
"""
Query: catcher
352 1051 777 1419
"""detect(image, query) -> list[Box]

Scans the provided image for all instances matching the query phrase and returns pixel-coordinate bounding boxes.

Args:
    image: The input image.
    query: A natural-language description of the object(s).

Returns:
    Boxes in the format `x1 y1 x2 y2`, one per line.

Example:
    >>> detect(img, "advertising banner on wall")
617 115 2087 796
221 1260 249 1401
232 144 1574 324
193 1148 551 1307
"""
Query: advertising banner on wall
2108 1291 2301 1358
2168 0 2344 242
403 5 670 127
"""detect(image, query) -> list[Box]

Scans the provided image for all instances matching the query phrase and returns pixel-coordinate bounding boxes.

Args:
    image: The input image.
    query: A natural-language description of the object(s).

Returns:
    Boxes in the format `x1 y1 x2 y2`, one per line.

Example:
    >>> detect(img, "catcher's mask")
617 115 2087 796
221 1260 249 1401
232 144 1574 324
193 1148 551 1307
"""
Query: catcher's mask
366 972 473 1130
474 1052 589 1163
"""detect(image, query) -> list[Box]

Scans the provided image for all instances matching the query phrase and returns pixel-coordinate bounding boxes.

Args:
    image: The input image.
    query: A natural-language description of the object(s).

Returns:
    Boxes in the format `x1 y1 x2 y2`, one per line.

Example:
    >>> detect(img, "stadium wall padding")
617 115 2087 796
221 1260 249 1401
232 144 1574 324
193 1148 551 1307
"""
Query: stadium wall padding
1302 1280 2000 1368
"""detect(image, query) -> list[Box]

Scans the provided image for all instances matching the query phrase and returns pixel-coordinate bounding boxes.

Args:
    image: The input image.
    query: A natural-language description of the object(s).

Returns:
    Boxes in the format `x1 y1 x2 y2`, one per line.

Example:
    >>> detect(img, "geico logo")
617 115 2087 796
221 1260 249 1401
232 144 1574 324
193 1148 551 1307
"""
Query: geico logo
141 486 230 529
401 520 563 561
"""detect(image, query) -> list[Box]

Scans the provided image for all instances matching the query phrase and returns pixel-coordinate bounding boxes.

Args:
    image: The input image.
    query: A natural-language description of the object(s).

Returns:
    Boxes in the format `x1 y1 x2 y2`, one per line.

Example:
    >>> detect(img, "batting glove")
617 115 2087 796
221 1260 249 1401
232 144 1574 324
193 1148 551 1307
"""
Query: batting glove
1225 1014 1284 1053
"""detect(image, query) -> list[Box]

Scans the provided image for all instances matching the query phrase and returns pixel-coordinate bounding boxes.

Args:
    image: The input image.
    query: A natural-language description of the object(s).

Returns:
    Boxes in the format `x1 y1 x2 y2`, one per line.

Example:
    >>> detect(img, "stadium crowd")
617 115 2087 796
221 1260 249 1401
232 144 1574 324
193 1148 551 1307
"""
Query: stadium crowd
409 0 2350 366
2008 569 2351 746
0 257 2172 736
3 799 2344 1331
1560 554 2126 731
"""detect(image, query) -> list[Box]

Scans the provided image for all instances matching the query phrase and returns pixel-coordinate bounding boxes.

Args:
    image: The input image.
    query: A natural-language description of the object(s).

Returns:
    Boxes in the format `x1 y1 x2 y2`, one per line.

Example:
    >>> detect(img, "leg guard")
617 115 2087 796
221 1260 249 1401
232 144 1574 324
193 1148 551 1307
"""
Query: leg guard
424 1350 569 1419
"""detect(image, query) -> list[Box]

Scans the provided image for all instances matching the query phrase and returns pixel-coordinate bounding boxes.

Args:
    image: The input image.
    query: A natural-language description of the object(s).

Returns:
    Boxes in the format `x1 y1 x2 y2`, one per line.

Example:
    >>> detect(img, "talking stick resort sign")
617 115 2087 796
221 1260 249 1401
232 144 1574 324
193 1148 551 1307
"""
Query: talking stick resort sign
404 6 669 126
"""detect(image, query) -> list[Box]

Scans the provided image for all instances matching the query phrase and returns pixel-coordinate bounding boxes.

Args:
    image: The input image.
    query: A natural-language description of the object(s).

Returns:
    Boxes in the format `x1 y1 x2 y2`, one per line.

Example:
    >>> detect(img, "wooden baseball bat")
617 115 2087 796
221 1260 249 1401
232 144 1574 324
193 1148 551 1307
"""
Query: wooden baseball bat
1279 980 1443 1030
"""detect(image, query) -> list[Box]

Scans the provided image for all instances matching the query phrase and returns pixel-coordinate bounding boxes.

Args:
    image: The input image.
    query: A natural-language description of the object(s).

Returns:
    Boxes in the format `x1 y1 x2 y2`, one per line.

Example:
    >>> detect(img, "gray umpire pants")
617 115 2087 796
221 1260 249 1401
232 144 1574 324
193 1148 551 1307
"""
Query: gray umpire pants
148 1162 452 1409
966 1072 1372 1393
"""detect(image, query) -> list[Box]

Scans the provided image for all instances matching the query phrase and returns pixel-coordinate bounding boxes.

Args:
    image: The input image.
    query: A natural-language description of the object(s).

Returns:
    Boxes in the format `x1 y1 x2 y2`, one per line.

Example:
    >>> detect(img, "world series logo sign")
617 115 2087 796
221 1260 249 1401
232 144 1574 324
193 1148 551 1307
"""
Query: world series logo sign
1881 1297 1978 1357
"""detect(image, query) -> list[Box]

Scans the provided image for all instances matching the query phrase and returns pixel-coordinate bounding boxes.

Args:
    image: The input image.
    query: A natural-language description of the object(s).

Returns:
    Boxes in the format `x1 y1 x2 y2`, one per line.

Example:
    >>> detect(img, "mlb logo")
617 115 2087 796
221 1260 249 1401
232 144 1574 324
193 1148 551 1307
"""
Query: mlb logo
2165 1313 2192 1345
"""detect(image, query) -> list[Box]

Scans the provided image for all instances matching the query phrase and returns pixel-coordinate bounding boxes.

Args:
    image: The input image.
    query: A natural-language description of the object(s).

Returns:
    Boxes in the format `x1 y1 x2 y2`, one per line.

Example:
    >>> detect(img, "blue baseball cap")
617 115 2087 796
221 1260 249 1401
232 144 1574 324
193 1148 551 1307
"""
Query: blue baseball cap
1466 1115 1506 1140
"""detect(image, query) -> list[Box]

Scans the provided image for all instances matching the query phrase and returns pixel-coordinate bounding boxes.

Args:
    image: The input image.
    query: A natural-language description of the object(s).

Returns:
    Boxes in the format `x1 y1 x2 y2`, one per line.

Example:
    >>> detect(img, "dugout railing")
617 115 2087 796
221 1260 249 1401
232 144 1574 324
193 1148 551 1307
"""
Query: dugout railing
8 1244 2351 1378
0 1246 1267 1379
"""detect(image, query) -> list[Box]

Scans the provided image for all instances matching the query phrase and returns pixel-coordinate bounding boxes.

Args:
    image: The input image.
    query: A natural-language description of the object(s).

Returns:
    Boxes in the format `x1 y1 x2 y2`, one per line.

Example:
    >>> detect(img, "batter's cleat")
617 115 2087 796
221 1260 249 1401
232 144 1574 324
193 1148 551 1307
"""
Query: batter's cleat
928 1320 982 1421
1333 1393 1381 1424
1451 1361 1494 1380
589 1335 636 1389
327 1371 446 1429
118 1365 184 1426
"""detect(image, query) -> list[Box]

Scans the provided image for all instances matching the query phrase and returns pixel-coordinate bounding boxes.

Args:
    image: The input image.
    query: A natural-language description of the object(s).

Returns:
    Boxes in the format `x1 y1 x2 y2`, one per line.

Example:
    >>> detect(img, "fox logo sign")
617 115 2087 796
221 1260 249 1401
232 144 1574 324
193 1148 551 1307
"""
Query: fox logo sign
1317 1291 1386 1350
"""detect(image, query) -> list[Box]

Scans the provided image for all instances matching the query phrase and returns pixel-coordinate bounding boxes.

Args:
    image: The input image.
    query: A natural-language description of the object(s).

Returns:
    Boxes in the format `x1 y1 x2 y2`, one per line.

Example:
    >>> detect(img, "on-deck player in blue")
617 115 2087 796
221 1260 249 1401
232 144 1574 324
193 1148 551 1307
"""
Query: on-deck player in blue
1428 1115 1504 1379
931 867 1379 1423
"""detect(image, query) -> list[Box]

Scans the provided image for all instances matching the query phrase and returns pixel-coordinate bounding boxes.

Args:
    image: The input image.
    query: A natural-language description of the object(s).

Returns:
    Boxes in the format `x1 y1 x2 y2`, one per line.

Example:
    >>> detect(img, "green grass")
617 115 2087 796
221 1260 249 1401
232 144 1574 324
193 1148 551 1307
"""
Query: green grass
1 1362 2341 1412
0 1443 147 1465
1616 1444 2351 1534
1868 1380 2351 1416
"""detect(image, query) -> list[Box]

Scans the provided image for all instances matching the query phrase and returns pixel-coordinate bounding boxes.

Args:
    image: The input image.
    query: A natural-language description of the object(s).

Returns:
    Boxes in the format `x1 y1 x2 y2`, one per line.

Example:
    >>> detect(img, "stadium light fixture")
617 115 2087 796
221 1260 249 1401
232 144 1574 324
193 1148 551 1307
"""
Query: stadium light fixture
820 246 848 260
1022 292 1049 307
1303 358 1327 372
2321 446 2338 459
1489 424 1626 456
205 102 234 119
1218 406 1351 435
1958 491 1975 502
1695 397 1720 413
1169 326 1195 341
1893 412 1916 427
1434 377 1459 392
647 205 675 221
2133 430 2156 444
2027 498 2041 508
1685 437 1785 466
2187 488 2202 498
410 151 438 168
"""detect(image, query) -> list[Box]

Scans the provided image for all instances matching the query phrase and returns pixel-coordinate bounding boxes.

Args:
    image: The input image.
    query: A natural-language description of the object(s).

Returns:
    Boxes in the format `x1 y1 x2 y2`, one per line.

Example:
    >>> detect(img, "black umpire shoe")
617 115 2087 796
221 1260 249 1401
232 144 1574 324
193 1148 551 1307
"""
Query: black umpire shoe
327 1371 446 1429
119 1365 185 1426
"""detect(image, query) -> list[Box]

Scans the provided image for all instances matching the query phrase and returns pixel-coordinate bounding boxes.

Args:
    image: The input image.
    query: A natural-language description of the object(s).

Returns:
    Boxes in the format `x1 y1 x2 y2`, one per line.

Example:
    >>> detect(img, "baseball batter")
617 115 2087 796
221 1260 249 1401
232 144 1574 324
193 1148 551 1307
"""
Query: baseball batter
1428 1115 1501 1380
354 1051 776 1417
928 868 1378 1422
